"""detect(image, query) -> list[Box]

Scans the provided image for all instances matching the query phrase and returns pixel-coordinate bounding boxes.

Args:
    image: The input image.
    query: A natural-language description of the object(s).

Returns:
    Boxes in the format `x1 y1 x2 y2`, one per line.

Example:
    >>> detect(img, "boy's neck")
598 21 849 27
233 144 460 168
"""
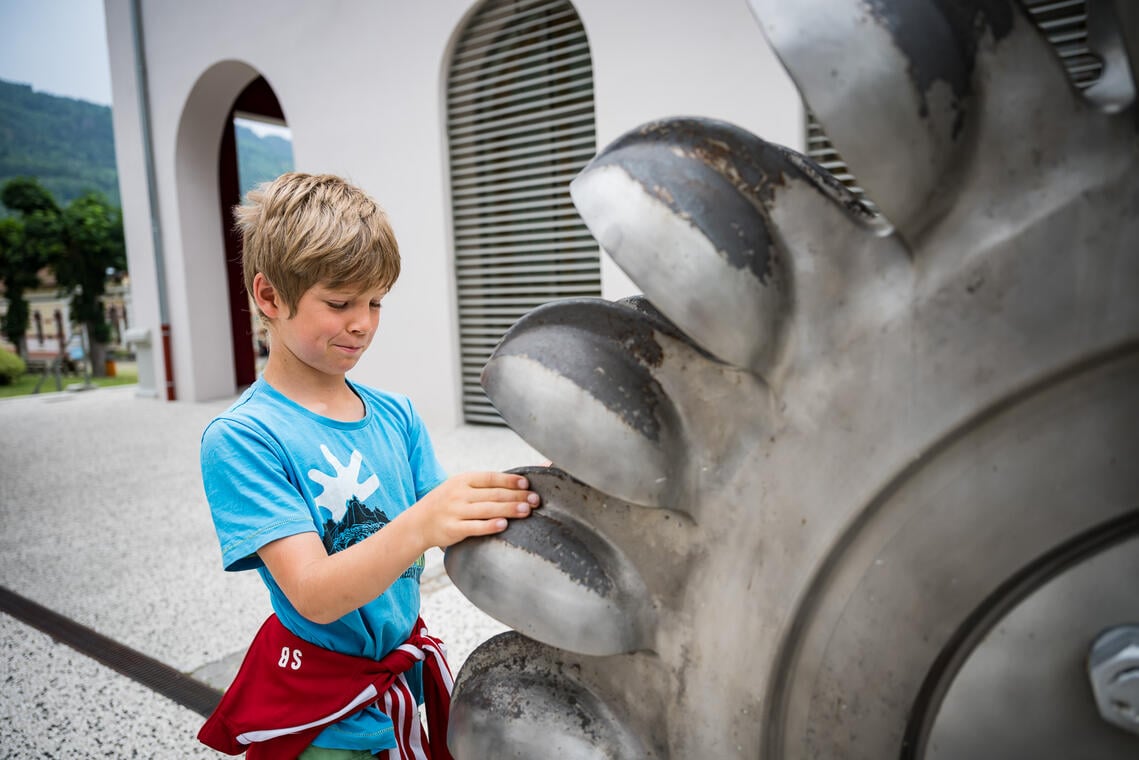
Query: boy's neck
261 354 365 422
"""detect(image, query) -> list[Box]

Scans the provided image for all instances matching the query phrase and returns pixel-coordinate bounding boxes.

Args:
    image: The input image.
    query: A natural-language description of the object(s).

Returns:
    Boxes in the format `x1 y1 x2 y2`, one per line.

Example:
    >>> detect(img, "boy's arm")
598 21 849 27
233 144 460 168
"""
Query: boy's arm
258 471 538 624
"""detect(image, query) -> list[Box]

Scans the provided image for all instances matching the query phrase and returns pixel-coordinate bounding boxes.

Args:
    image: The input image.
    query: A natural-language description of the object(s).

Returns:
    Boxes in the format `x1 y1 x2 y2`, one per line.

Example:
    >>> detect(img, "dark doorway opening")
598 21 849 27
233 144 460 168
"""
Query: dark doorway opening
218 77 291 389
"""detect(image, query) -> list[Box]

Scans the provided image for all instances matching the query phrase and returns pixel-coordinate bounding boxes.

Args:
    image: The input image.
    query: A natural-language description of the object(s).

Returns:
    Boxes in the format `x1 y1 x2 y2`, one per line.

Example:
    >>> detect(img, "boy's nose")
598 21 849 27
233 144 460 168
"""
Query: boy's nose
346 309 370 334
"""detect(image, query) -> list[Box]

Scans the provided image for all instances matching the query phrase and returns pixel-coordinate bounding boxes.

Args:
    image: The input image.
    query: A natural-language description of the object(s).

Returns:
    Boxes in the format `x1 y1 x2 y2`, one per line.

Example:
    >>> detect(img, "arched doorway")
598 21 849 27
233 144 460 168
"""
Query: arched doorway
217 77 290 389
174 62 292 401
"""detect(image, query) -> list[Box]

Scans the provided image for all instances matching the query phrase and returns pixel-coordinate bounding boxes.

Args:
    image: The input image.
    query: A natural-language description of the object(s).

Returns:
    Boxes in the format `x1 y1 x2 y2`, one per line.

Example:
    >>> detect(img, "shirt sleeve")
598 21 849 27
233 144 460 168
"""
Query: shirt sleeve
401 399 448 500
200 417 320 572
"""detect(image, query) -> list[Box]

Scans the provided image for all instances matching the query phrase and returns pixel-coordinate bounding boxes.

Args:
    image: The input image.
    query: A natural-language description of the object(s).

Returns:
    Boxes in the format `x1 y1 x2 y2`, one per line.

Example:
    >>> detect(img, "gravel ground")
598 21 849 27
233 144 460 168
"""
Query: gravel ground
0 384 539 758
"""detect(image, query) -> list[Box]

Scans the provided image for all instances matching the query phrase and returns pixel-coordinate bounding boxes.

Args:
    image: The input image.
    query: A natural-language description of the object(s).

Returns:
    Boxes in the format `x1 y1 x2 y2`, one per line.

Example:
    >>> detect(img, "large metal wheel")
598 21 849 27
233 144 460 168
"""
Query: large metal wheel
444 1 1139 757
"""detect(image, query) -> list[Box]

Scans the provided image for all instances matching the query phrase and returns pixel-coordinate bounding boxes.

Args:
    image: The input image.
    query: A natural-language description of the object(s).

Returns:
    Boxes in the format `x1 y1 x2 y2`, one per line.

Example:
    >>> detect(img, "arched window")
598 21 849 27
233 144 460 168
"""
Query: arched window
447 0 600 424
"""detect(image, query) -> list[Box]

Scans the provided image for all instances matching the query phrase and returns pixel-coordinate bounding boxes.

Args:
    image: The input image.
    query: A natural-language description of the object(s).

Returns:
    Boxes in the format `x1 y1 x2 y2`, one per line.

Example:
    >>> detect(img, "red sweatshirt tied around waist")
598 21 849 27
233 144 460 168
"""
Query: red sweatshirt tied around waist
198 615 455 760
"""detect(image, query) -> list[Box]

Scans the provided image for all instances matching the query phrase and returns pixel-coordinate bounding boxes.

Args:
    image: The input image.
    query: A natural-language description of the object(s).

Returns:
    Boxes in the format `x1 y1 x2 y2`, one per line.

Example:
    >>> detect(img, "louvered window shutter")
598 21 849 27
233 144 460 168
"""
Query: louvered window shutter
1023 0 1104 88
806 0 1105 213
447 0 600 425
804 110 880 214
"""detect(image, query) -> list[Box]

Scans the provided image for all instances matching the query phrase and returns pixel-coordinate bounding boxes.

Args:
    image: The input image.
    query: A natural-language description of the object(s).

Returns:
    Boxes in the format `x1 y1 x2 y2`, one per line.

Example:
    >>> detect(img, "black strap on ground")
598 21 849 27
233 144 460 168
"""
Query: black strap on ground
0 585 222 717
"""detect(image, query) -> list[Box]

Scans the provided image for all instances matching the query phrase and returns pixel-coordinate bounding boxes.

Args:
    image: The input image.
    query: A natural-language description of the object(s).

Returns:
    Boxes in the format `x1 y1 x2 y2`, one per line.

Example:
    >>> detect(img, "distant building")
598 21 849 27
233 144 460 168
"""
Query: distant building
0 272 131 364
104 0 804 428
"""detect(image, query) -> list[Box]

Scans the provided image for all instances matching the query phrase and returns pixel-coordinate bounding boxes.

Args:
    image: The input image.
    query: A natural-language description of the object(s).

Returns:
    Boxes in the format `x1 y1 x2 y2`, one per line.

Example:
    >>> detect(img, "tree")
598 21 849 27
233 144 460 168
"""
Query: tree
0 178 59 359
0 216 39 358
1 175 62 216
1 177 125 375
56 191 126 373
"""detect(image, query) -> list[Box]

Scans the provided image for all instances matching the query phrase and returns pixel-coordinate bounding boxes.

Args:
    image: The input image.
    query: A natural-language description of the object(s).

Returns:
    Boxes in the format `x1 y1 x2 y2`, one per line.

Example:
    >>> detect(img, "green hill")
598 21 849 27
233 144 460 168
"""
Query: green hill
235 122 295 196
0 79 120 207
0 78 294 212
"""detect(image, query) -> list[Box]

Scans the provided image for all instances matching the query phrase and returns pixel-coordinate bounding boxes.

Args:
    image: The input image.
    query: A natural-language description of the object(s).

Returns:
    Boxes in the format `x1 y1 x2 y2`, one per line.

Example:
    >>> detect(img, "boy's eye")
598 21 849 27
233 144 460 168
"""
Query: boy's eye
370 302 383 309
327 301 347 310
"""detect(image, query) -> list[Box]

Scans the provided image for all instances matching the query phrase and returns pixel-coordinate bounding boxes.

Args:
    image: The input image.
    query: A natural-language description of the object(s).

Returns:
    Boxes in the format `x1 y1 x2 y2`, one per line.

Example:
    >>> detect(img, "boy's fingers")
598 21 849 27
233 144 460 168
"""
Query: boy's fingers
463 500 536 520
463 471 530 490
481 518 510 534
454 516 510 538
471 487 540 505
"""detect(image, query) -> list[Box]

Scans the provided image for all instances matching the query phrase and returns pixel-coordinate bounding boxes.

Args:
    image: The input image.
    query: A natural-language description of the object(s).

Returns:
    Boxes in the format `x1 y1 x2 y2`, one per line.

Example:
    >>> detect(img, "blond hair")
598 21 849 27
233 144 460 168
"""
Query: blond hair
235 172 400 316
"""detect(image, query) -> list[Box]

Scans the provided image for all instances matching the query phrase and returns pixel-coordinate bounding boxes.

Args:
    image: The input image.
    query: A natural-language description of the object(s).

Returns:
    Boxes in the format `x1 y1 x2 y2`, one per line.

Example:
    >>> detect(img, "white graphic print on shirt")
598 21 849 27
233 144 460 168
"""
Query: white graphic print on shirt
308 444 392 556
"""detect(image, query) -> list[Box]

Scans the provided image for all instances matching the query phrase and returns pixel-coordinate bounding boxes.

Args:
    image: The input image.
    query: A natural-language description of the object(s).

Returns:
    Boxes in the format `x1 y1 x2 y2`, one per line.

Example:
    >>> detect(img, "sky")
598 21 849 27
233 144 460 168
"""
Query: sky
0 0 113 106
0 0 291 139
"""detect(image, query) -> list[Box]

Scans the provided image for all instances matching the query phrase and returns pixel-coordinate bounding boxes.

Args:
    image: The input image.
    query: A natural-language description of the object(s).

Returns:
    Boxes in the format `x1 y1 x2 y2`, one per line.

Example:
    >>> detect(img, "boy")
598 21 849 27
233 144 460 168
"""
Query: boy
198 172 539 759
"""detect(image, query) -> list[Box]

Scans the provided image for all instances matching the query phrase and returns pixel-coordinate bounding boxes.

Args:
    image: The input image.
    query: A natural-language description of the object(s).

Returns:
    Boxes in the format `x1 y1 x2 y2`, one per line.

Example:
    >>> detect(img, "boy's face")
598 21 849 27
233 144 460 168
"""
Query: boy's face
273 282 388 377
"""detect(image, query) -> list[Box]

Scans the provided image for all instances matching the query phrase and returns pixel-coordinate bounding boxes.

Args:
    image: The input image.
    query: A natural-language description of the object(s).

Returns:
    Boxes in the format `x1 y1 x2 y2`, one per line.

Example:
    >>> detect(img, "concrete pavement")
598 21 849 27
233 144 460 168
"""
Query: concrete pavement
0 384 540 757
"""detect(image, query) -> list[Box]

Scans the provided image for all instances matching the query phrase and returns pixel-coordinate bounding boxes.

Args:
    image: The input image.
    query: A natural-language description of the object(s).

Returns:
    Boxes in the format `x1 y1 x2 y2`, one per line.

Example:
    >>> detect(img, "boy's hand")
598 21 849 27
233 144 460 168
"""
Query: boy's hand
409 472 540 550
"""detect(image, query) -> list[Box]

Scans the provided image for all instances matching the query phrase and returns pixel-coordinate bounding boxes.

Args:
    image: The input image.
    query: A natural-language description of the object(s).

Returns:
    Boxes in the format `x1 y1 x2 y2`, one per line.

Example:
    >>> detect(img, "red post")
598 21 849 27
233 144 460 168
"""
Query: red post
161 323 176 400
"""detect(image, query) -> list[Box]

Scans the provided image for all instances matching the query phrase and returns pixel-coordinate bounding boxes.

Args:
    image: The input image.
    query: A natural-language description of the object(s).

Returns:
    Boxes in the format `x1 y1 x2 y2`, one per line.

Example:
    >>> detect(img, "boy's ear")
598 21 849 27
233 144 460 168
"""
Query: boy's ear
252 272 286 319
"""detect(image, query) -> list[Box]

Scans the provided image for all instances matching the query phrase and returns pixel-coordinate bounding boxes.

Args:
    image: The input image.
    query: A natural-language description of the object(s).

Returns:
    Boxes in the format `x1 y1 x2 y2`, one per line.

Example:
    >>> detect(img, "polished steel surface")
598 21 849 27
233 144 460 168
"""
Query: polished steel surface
923 541 1139 757
445 0 1139 756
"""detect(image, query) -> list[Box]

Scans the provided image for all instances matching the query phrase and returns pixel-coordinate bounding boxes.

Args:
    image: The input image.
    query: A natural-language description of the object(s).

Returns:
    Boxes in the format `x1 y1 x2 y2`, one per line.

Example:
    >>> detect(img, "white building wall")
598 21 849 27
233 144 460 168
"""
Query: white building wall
104 0 164 397
103 0 801 430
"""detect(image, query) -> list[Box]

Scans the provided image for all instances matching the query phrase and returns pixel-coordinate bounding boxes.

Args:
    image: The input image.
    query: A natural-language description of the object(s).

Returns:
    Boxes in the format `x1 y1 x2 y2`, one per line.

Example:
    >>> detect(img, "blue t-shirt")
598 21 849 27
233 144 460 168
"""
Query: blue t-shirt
200 378 448 752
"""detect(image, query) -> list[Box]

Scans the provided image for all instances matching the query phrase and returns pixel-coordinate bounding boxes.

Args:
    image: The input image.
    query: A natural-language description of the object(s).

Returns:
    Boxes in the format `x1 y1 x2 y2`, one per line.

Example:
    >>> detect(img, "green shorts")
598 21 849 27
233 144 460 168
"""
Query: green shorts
298 746 377 760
